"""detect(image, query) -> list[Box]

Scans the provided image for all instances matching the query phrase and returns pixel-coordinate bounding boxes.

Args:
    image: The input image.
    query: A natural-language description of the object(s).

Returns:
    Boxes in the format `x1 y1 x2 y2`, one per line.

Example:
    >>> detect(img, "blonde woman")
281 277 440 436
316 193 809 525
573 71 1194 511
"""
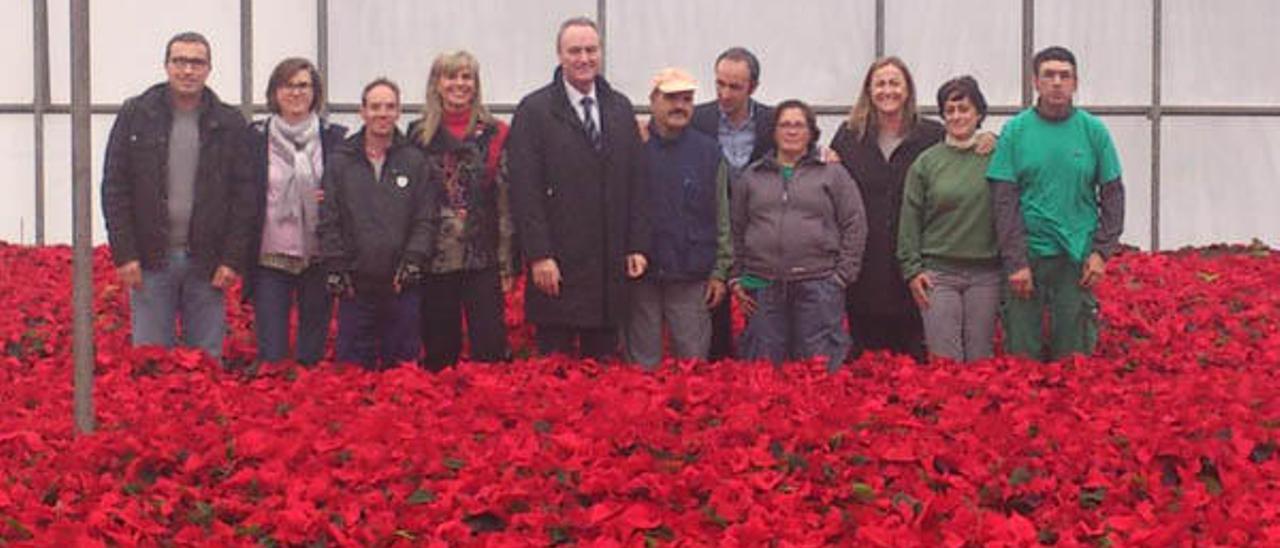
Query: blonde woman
407 51 515 369
830 57 993 362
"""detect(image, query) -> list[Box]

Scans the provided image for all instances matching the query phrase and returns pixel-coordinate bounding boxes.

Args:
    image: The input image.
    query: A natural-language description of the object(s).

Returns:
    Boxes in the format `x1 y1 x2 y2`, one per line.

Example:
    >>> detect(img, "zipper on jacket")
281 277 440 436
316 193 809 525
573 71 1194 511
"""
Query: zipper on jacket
775 172 790 281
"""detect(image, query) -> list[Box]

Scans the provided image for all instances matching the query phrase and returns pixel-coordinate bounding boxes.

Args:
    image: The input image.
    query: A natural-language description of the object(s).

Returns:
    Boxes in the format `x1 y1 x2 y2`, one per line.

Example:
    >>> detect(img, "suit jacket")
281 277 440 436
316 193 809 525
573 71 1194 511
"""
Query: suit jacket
691 98 776 167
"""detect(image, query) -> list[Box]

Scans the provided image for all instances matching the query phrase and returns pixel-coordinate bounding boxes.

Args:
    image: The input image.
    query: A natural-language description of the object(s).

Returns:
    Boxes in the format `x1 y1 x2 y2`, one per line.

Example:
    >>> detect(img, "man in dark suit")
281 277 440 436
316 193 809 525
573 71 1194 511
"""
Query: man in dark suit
507 17 650 360
690 47 774 361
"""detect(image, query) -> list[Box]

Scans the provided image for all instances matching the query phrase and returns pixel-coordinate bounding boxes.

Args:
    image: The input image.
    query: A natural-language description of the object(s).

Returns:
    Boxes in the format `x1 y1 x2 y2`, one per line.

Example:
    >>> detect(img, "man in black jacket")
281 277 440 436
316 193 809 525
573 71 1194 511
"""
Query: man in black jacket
101 31 254 361
317 78 438 370
689 47 775 361
508 17 650 360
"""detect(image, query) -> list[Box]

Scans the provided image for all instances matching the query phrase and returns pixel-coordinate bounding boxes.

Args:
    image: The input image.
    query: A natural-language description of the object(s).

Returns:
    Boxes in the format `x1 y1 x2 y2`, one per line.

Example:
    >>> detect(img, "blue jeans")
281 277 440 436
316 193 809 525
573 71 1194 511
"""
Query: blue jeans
252 265 332 364
739 275 849 371
130 250 226 359
335 287 422 370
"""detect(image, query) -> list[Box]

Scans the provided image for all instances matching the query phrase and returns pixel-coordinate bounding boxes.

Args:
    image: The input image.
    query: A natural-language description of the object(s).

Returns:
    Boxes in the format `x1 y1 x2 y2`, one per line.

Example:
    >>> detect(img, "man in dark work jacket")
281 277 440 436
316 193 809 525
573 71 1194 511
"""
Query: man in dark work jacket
101 31 254 361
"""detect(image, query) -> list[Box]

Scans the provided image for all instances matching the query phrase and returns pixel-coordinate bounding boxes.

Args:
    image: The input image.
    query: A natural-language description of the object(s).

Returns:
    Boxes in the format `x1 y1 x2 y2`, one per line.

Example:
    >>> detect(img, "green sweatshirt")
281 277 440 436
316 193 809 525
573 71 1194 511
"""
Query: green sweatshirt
897 142 998 281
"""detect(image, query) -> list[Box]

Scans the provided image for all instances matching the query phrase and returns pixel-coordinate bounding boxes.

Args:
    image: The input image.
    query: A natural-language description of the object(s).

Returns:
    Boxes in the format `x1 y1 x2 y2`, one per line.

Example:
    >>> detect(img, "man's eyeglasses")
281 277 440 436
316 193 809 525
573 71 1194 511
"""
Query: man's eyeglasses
168 56 209 70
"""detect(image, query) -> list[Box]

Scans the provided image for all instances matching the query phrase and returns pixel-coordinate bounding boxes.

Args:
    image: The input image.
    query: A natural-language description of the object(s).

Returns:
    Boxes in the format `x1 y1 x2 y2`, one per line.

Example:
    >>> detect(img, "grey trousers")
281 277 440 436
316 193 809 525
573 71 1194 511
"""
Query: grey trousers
624 279 710 369
919 263 1002 362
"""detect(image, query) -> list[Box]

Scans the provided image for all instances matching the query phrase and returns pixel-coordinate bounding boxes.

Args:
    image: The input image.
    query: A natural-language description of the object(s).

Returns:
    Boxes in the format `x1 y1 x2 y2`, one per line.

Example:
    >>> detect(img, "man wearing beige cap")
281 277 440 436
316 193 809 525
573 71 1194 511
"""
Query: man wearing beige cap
623 68 732 368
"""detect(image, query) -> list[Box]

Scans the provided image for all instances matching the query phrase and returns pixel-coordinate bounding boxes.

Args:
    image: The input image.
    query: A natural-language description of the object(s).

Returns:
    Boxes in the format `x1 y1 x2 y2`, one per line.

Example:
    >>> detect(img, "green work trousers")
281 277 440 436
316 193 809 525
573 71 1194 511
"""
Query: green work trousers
1002 255 1098 361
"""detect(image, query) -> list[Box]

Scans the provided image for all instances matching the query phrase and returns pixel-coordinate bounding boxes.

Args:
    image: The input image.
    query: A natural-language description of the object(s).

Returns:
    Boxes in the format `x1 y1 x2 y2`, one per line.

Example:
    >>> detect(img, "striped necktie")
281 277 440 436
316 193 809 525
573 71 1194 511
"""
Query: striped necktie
580 96 601 151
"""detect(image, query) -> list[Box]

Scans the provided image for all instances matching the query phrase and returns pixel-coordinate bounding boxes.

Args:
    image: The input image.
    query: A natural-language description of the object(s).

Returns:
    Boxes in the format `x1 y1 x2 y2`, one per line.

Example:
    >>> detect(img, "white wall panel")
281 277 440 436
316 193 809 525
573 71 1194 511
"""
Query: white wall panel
1035 0 1151 106
1161 118 1280 248
885 0 1022 108
0 0 34 103
41 115 112 245
1103 117 1152 249
327 0 594 106
49 0 242 105
1164 0 1280 106
607 0 876 107
0 116 36 244
252 0 317 107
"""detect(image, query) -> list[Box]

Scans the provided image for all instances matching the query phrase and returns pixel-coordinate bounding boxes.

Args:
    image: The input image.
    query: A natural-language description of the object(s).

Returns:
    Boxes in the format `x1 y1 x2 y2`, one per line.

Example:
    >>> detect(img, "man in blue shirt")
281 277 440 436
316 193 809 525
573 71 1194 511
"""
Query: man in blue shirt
691 47 775 360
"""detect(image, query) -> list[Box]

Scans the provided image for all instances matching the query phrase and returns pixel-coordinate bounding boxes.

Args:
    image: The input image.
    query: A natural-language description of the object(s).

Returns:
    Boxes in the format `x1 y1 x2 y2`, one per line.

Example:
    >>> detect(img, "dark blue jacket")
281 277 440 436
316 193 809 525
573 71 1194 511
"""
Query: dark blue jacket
644 124 725 282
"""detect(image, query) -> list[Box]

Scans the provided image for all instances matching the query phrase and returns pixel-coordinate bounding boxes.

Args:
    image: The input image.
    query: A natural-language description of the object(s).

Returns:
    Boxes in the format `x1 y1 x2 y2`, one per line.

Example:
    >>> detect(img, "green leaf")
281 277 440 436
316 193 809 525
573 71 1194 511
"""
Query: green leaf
1078 487 1106 509
464 511 506 534
1249 441 1276 464
1009 466 1033 487
406 488 436 505
851 481 876 503
892 492 922 516
444 457 466 471
702 505 729 528
1197 457 1223 496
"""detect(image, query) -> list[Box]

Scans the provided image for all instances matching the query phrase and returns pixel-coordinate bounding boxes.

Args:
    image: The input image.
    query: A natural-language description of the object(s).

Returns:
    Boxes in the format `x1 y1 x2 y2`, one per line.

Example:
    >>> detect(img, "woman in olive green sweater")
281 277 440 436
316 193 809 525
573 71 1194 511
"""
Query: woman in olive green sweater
896 76 1000 362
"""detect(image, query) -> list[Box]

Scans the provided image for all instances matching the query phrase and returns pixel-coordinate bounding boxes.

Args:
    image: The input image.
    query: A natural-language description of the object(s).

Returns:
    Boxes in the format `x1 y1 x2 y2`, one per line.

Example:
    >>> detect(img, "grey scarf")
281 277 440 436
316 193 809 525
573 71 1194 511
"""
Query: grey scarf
267 114 321 225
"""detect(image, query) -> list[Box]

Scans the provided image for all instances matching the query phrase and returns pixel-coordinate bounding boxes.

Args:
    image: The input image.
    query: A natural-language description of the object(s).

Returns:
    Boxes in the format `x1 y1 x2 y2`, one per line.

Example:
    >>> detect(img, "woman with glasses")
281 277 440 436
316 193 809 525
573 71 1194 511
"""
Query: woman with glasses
244 57 347 365
730 100 866 370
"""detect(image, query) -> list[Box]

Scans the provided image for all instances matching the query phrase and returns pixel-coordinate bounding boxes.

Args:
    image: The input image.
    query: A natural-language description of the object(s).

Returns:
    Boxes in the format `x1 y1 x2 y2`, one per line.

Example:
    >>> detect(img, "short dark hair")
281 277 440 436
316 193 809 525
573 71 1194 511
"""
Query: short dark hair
361 77 400 106
936 75 988 127
715 47 761 85
773 99 821 149
1032 46 1077 76
164 31 211 64
266 57 324 114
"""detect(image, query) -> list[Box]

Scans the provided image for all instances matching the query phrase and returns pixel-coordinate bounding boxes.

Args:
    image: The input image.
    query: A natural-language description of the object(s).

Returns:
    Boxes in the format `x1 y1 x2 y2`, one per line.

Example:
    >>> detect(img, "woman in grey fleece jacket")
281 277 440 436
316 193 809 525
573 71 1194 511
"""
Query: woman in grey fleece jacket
730 100 867 370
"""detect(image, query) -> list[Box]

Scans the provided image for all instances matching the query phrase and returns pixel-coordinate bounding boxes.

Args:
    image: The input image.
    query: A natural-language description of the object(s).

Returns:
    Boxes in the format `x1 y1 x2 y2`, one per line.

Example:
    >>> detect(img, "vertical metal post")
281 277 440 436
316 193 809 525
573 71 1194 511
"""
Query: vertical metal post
316 0 329 109
240 0 253 117
1021 0 1035 107
596 0 608 76
1150 0 1162 250
71 0 95 435
33 0 50 245
875 0 885 58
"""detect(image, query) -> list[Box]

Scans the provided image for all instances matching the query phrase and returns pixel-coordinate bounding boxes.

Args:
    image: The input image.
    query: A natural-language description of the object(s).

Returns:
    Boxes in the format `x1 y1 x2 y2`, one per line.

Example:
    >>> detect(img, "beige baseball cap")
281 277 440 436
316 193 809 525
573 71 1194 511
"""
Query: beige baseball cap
651 67 698 94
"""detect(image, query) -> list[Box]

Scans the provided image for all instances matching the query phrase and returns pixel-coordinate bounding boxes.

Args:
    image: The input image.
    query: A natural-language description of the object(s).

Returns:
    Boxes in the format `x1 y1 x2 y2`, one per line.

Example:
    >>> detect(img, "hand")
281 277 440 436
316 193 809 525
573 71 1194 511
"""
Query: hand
974 131 997 156
704 278 727 308
211 265 238 290
393 262 425 294
531 258 561 297
314 188 325 203
500 274 514 293
908 273 932 310
732 282 758 317
636 116 651 142
818 145 842 164
1079 252 1105 288
326 271 355 298
626 253 647 279
117 260 143 290
1009 267 1034 300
